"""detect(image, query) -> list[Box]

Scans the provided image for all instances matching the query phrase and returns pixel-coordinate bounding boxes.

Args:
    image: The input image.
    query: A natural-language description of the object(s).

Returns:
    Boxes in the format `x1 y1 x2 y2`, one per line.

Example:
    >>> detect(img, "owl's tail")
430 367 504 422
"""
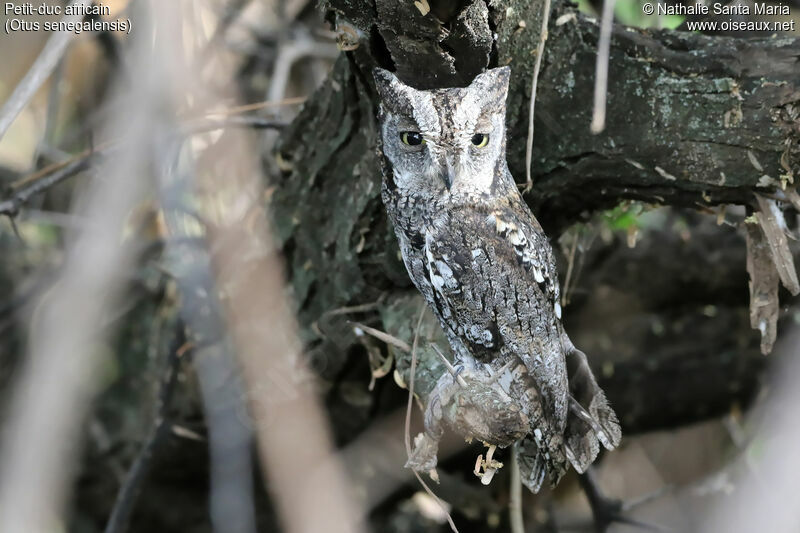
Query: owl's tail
516 401 569 493
562 334 622 474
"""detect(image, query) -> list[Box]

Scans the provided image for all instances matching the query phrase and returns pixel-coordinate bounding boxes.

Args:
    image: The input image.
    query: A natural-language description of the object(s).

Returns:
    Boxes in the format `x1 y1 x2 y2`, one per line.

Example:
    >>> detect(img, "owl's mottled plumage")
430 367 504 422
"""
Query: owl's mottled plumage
374 67 621 492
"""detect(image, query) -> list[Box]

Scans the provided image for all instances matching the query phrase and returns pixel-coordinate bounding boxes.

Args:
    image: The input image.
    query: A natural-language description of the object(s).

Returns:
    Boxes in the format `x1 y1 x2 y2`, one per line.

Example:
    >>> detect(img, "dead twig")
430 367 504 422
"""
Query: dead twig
103 325 186 533
0 155 92 218
754 194 800 296
0 0 93 141
404 306 428 459
523 0 553 192
562 229 580 307
745 218 780 354
194 0 253 68
268 39 338 104
182 116 288 135
0 116 284 219
590 0 617 133
509 442 525 533
203 96 307 117
350 321 412 352
404 306 460 533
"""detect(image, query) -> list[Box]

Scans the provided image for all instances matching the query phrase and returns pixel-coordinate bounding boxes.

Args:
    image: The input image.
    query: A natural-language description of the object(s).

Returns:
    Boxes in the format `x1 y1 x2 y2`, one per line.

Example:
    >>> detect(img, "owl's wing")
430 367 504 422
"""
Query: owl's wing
423 200 620 491
423 202 569 427
423 202 571 489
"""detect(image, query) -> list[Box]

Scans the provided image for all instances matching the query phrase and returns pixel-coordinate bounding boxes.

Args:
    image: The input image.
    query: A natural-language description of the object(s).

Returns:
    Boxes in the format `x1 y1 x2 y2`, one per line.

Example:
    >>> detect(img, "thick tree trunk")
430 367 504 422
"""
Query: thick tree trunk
267 0 799 435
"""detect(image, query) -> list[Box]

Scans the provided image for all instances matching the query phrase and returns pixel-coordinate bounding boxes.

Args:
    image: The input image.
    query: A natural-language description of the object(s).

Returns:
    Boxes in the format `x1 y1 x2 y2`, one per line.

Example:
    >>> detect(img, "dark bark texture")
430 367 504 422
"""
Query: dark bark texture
265 0 799 438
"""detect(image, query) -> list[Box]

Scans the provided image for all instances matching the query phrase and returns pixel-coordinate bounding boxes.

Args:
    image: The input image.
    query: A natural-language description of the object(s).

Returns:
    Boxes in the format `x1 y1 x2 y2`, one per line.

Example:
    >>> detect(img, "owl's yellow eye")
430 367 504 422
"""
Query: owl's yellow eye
471 133 489 148
401 132 425 146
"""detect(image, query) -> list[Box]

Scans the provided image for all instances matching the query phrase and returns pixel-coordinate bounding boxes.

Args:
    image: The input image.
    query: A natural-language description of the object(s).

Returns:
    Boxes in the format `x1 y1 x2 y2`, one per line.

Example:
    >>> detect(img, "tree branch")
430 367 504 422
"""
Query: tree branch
0 0 93 141
103 326 185 533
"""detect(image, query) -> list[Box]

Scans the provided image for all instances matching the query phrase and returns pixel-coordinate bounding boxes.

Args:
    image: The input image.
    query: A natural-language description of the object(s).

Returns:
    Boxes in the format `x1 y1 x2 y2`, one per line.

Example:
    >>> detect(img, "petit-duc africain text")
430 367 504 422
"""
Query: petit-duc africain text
5 2 109 15
4 2 130 33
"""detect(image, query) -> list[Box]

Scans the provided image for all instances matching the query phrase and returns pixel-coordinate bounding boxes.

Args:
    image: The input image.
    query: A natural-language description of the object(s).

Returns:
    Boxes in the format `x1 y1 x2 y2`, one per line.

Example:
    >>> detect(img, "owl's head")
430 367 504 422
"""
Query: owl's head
373 67 511 198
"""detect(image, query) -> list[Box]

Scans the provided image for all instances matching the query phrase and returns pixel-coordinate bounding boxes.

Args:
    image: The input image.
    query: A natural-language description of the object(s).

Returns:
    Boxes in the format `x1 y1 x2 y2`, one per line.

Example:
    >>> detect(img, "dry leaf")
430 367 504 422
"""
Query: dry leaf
414 0 430 16
366 344 393 391
555 12 577 25
350 321 412 352
371 351 393 379
745 221 779 354
755 194 800 295
747 150 764 172
654 166 677 181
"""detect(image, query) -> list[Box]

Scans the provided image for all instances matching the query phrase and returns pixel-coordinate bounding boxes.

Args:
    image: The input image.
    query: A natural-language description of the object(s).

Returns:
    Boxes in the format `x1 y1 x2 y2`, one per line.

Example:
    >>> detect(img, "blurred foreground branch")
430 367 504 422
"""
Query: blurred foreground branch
702 326 800 532
0 3 158 529
0 0 92 141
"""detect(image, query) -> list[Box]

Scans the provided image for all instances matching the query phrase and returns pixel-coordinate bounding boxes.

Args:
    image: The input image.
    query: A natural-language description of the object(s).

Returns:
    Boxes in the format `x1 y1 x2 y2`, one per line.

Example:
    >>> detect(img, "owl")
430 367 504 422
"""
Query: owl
373 66 621 492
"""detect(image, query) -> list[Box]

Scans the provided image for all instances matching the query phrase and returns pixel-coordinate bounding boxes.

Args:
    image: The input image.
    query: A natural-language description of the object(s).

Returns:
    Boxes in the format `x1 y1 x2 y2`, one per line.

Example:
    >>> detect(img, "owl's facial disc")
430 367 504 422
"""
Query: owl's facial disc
374 67 511 196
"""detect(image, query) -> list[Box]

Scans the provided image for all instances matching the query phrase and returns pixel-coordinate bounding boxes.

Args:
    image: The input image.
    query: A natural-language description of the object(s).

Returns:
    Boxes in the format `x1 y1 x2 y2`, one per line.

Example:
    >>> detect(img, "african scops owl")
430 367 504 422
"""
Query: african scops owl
373 66 621 492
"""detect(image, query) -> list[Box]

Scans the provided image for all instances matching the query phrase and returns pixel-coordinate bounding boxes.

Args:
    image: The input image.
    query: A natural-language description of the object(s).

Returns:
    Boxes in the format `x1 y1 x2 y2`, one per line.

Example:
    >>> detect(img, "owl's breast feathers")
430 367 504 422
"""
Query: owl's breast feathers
387 190 621 491
425 198 564 375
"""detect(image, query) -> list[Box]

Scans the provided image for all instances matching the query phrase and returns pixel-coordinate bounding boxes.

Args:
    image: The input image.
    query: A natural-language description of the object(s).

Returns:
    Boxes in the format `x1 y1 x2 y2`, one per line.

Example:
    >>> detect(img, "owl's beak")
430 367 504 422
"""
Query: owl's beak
441 158 456 191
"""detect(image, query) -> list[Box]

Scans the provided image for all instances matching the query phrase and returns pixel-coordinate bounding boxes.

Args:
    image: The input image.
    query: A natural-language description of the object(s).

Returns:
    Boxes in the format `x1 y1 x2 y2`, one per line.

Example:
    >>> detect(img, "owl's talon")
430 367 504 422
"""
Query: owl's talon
473 454 483 476
480 467 498 485
473 444 504 485
485 443 497 464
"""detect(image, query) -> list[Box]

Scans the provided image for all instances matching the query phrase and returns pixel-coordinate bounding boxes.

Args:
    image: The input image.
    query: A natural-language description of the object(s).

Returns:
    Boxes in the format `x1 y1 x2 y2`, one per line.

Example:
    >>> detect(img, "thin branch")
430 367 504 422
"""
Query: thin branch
0 0 93 142
11 144 104 189
203 96 307 117
42 56 65 150
0 155 92 217
702 328 800 532
510 442 525 533
0 116 283 218
103 326 186 533
181 116 288 136
158 115 259 533
268 40 339 103
578 469 667 532
350 321 412 352
590 0 617 134
404 305 428 457
322 298 386 317
0 11 154 523
404 306 460 533
523 0 553 192
159 203 260 533
561 229 579 307
194 0 253 67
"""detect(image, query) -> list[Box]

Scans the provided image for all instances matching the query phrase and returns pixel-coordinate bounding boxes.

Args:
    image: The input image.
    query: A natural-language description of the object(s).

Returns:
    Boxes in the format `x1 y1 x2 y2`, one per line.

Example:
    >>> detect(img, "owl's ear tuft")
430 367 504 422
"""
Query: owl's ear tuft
469 66 511 110
373 68 416 116
373 68 402 101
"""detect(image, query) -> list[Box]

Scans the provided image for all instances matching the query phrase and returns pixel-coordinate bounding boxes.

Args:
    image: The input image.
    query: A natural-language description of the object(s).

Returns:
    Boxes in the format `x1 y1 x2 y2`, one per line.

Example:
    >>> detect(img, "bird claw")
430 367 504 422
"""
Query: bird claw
473 444 504 486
